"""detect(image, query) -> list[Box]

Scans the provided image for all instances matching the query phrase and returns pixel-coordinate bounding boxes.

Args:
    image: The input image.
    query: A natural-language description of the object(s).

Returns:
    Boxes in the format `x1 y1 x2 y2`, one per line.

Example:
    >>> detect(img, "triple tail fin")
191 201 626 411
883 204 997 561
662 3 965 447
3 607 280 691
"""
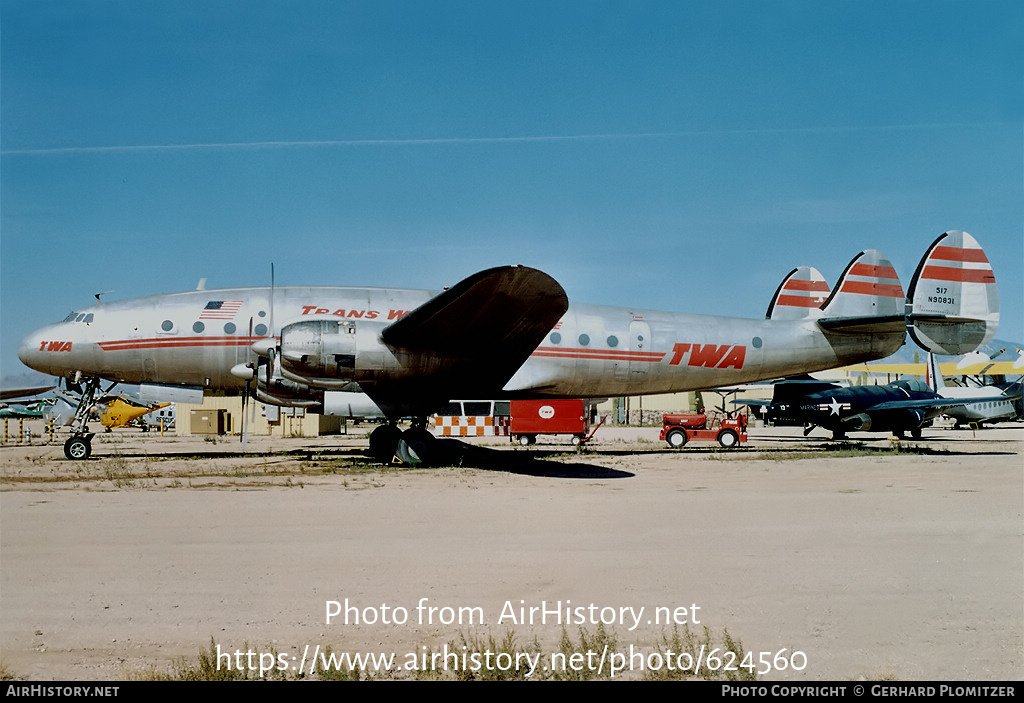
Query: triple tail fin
816 250 906 334
905 230 999 355
766 267 830 320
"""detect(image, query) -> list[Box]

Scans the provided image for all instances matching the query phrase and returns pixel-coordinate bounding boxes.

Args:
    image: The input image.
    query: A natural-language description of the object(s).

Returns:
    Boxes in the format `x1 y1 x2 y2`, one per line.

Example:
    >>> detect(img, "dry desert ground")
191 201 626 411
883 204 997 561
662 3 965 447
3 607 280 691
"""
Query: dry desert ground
1 422 1021 681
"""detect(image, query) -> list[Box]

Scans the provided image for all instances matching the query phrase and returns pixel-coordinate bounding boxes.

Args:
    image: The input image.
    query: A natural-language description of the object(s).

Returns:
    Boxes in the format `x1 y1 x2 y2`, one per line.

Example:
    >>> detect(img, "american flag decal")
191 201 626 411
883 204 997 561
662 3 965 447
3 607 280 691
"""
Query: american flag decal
200 301 243 320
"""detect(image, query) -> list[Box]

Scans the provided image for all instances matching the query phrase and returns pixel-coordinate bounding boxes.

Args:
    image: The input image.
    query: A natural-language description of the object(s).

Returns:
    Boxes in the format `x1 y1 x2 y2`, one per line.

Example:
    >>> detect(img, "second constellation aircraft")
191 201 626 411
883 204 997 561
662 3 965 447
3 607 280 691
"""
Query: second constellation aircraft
18 230 999 461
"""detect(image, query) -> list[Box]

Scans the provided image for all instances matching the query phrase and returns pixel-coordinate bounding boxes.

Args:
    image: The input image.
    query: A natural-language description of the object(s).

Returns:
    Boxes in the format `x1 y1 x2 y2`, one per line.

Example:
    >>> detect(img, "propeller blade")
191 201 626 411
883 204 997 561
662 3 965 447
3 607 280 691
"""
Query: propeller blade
242 317 254 448
241 383 249 448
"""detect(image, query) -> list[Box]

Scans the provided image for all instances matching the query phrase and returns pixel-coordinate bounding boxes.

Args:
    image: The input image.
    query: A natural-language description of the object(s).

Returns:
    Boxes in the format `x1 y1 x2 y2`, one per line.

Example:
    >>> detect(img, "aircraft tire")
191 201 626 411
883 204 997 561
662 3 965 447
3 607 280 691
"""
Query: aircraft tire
64 436 91 461
666 428 687 449
367 425 402 462
396 428 437 466
717 429 739 449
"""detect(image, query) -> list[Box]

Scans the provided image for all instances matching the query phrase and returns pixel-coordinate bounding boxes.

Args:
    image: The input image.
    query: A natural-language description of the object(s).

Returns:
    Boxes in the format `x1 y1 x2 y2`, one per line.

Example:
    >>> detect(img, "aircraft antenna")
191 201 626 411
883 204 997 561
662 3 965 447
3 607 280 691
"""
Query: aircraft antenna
264 264 277 393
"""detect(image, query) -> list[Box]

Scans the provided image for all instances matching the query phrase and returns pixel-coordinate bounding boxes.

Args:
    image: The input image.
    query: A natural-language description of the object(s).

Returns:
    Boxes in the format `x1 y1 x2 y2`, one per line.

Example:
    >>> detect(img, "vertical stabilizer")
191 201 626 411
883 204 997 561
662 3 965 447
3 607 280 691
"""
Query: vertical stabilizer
925 352 945 392
817 250 905 332
906 231 999 355
766 267 831 320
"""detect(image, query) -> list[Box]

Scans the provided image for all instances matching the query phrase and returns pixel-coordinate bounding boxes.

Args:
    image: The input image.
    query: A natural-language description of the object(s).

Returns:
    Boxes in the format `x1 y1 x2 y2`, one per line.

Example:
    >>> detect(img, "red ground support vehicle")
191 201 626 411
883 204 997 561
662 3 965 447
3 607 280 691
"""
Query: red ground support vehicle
660 411 748 449
510 399 595 446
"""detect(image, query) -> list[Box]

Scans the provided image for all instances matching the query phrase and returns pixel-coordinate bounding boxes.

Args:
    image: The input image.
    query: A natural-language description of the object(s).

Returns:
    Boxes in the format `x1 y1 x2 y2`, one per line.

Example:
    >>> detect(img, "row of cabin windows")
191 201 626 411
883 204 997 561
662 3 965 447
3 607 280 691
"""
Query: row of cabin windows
160 320 269 336
160 307 269 335
549 332 633 348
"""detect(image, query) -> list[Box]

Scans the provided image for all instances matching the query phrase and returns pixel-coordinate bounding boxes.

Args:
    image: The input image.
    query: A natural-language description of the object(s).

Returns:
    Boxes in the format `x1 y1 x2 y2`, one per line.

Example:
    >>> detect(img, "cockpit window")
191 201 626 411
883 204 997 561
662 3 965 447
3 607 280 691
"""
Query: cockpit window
63 312 96 324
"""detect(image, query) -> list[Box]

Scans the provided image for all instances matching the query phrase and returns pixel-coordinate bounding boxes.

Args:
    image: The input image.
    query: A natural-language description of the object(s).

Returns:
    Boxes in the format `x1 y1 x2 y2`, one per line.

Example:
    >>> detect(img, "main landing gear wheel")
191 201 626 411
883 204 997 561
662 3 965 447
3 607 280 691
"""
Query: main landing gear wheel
64 436 92 460
396 428 438 466
666 429 687 449
367 425 403 462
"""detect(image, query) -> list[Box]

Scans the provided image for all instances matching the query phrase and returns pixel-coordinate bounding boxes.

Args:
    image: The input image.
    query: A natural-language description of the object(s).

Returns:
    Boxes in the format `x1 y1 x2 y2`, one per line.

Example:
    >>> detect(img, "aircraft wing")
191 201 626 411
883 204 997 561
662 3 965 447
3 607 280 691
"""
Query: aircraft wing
0 384 55 402
380 265 569 392
842 361 1022 377
867 396 1004 412
948 361 1022 376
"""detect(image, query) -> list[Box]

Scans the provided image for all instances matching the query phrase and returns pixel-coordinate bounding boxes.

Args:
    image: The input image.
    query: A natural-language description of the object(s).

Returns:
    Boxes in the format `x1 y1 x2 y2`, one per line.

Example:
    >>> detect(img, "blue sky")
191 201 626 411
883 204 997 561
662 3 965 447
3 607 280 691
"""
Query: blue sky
2 0 1021 380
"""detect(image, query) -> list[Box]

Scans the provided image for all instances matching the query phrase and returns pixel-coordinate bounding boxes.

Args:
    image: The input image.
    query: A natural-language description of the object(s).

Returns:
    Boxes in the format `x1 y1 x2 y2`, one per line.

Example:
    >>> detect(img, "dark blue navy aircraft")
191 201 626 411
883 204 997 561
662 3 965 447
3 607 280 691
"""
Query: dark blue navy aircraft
737 377 998 440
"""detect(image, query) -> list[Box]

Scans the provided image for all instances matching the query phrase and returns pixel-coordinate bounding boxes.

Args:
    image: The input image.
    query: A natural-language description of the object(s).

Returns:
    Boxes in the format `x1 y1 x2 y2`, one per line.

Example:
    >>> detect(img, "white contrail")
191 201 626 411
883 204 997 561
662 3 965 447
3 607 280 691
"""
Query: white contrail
0 122 1003 155
2 133 649 154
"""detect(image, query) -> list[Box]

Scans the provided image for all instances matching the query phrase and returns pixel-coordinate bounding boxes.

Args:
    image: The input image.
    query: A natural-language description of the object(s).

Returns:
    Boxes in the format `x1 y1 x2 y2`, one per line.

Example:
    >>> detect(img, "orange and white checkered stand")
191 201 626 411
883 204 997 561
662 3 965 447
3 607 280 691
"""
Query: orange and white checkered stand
433 415 511 437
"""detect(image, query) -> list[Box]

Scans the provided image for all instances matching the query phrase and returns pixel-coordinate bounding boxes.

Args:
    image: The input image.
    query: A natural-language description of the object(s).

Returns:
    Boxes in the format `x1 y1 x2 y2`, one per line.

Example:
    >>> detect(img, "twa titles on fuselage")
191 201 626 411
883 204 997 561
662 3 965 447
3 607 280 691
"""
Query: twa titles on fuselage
18 231 999 462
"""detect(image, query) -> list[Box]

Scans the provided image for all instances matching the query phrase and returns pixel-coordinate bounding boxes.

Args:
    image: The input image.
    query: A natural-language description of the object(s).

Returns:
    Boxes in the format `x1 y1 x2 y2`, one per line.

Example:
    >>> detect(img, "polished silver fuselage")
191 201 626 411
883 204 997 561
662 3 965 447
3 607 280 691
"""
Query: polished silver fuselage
19 285 904 404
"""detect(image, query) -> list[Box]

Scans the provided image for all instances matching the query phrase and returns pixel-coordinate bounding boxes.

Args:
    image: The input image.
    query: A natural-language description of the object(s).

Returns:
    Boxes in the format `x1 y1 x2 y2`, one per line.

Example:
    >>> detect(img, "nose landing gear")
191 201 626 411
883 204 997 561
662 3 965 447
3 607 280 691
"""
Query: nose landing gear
62 376 102 460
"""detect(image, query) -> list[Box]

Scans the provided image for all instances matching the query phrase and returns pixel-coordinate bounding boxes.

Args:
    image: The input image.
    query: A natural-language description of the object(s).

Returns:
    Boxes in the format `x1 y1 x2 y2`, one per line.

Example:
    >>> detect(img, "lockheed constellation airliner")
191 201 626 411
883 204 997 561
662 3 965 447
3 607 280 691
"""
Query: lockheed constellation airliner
18 231 998 462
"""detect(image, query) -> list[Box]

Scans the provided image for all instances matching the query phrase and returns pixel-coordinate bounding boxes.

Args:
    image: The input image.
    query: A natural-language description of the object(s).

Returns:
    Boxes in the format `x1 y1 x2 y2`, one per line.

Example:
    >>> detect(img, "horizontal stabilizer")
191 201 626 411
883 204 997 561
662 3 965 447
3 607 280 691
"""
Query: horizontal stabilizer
766 267 830 320
816 250 905 334
732 398 771 407
905 231 999 355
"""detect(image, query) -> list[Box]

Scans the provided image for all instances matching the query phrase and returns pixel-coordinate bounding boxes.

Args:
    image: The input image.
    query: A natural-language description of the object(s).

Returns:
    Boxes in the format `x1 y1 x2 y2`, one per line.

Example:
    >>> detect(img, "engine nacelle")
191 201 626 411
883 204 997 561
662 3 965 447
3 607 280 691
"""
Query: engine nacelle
256 369 320 406
252 318 395 410
894 408 926 430
253 386 382 418
279 319 358 378
255 388 321 409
